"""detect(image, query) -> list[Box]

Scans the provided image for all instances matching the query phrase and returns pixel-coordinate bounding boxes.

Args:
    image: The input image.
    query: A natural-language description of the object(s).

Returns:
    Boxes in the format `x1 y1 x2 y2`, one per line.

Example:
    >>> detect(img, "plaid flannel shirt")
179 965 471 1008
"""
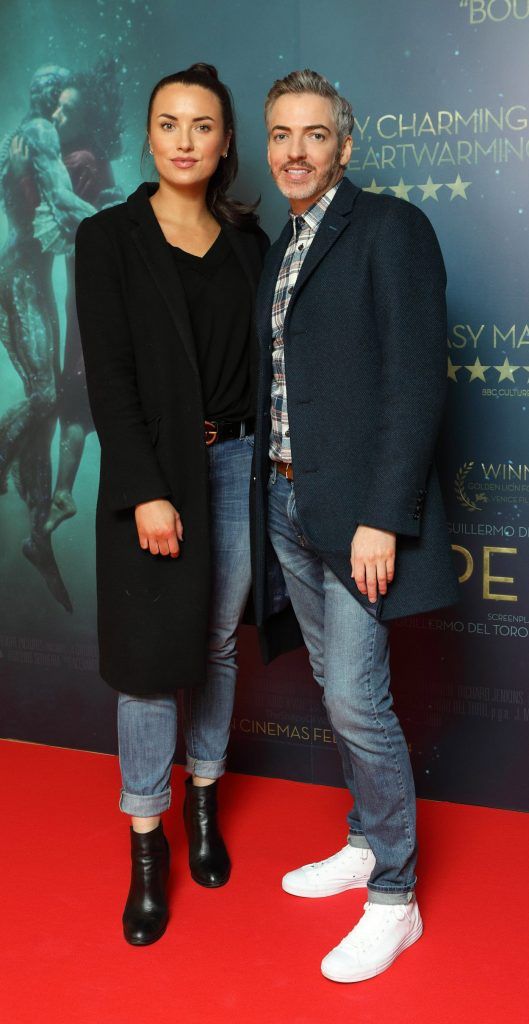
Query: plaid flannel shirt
269 180 341 463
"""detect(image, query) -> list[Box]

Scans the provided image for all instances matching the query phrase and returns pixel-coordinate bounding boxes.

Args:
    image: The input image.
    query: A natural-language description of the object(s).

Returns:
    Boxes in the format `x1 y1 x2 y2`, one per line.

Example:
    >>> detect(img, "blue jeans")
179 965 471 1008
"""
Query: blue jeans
118 435 254 817
267 466 417 904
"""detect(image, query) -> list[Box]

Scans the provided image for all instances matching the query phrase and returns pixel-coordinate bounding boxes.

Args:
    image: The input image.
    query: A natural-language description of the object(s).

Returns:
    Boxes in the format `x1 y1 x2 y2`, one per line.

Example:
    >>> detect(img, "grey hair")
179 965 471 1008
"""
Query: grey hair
264 69 354 145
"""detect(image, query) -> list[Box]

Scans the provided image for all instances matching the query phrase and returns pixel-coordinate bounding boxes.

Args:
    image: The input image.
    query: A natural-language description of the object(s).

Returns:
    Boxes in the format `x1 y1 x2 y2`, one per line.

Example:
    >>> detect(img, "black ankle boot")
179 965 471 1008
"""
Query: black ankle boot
122 822 170 945
183 777 231 887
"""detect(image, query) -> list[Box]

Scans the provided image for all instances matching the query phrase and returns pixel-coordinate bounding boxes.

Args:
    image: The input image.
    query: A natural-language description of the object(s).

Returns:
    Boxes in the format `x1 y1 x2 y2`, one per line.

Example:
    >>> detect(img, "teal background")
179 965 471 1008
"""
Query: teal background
1 0 528 810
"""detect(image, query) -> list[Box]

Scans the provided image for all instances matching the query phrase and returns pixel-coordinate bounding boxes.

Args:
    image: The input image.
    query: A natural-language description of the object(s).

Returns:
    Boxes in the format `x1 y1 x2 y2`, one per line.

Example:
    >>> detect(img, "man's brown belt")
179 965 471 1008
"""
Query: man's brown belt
274 460 294 481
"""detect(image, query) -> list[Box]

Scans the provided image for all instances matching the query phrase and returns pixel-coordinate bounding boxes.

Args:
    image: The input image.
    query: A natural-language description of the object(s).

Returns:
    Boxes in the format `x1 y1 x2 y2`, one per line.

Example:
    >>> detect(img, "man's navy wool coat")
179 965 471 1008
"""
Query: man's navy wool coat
251 176 460 655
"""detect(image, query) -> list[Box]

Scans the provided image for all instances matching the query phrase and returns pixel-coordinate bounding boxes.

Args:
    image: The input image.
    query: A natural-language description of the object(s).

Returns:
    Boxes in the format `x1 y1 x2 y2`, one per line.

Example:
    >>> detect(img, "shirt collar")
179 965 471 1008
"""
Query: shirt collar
289 177 343 236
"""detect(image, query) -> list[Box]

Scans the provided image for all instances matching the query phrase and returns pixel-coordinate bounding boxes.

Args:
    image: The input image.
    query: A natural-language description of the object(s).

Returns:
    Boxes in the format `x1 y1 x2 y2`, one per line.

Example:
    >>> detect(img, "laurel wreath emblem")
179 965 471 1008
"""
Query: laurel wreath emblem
454 461 489 512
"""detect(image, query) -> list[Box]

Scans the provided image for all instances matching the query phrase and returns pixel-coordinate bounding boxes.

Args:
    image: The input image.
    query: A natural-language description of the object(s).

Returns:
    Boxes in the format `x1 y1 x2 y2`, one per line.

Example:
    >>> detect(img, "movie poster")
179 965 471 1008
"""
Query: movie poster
1 0 527 810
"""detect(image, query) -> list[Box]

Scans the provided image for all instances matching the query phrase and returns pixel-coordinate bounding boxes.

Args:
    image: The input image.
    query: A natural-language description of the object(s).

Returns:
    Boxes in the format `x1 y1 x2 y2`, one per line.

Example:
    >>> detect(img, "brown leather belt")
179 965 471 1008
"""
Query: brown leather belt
274 460 294 481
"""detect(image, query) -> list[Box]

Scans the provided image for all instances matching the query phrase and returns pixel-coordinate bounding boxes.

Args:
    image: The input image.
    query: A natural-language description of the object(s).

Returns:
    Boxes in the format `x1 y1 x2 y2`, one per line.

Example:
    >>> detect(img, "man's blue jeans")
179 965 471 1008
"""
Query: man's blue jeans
267 465 417 904
117 435 254 818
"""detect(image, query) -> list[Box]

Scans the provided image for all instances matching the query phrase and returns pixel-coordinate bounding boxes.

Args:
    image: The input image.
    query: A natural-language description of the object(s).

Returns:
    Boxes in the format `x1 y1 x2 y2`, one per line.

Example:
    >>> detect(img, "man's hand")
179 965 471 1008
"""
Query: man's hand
351 525 396 603
134 499 183 557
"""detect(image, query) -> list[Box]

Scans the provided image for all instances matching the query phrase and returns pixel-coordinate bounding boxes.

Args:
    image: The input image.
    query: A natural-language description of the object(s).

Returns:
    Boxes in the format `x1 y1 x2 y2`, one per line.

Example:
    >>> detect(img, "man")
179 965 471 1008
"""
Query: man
251 70 459 983
44 58 124 537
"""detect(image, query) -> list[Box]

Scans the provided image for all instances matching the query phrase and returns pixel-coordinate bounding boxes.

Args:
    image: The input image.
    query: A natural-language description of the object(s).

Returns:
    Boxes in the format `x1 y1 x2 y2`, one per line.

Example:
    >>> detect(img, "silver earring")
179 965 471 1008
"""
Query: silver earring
149 145 153 155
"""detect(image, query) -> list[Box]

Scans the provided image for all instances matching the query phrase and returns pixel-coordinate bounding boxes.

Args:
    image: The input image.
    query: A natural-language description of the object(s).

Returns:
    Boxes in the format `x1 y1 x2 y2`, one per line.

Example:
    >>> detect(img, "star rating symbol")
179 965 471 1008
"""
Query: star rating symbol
446 174 471 200
389 178 413 201
447 356 462 382
417 177 443 202
465 356 490 382
361 177 473 201
446 355 524 384
494 357 520 382
363 178 386 194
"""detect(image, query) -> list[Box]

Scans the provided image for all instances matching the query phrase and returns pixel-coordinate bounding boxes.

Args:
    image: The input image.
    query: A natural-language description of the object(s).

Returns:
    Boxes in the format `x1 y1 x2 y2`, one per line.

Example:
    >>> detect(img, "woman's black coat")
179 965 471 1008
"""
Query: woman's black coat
75 181 269 695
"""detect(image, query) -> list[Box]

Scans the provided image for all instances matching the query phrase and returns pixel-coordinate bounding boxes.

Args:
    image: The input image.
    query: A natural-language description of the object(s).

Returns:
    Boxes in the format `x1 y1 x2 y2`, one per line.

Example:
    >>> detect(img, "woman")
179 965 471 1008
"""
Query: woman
0 65 91 613
75 64 268 946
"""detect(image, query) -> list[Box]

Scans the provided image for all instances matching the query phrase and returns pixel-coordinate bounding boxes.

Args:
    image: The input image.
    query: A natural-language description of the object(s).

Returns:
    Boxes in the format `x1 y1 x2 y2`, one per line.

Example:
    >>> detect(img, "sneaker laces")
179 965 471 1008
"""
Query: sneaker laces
307 845 351 871
340 902 391 951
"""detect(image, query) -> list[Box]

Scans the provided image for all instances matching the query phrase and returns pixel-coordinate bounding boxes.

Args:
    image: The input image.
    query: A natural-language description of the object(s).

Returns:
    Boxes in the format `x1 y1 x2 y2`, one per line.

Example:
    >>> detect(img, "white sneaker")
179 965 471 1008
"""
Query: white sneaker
282 844 375 898
321 900 423 983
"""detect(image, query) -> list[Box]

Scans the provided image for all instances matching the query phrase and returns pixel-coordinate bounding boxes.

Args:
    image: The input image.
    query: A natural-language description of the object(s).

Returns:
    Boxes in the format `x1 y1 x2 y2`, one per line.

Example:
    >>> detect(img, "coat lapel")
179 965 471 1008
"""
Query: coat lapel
127 183 200 377
256 219 292 343
222 223 265 403
284 178 362 331
256 178 362 343
222 223 258 304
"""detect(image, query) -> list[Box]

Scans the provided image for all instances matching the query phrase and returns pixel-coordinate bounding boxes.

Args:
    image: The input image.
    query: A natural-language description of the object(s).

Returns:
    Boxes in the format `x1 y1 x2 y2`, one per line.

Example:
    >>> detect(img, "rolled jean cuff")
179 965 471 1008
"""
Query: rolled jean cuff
119 786 171 817
185 755 226 780
367 886 416 905
347 832 371 851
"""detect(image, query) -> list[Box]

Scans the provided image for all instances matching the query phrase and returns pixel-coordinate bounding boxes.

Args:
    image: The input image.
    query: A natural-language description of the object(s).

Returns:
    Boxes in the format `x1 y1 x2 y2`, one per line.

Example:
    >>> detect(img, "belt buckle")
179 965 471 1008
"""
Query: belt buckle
205 420 218 446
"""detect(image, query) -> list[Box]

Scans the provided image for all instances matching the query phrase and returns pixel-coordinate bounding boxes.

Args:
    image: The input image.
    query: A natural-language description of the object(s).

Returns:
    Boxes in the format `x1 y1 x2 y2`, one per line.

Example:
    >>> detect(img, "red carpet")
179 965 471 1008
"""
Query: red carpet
2 739 527 1024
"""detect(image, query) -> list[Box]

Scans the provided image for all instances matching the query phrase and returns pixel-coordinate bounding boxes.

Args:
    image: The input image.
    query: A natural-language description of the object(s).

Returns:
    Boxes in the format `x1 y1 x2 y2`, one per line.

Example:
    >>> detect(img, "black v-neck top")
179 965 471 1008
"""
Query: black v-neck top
168 229 254 421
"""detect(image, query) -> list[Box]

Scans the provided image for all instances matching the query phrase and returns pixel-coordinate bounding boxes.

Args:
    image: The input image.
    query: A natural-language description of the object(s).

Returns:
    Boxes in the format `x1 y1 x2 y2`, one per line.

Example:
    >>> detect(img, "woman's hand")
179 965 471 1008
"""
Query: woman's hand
134 499 183 557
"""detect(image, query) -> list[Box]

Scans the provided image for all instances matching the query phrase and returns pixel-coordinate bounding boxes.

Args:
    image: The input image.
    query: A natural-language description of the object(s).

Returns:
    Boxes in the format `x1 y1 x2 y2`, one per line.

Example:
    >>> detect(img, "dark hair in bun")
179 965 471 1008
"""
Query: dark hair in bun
143 63 259 229
188 62 218 79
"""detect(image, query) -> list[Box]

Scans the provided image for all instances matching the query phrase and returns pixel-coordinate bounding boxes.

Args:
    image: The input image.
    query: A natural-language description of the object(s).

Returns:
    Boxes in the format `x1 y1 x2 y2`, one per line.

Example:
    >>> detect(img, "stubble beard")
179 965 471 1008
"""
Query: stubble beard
273 150 343 202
